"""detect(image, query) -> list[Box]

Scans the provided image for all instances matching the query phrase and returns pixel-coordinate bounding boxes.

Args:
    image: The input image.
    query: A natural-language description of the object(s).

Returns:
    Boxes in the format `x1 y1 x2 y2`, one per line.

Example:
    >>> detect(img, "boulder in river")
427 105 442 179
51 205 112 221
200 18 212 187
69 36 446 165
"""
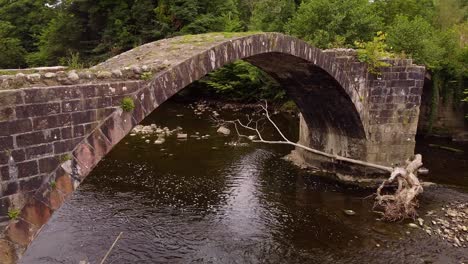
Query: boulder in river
217 126 231 135
177 133 188 140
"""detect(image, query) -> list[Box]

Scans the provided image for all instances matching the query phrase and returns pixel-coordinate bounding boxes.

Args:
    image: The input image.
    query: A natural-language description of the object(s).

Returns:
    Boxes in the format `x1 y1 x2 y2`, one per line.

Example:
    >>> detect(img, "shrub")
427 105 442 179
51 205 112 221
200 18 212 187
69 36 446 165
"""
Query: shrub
355 32 392 75
121 97 135 112
8 209 20 220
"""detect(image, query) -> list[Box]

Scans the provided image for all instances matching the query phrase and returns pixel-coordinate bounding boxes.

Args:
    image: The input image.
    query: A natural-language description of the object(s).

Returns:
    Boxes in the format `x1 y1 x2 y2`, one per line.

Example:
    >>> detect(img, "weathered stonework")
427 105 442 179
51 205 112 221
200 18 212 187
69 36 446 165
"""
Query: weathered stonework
0 32 425 262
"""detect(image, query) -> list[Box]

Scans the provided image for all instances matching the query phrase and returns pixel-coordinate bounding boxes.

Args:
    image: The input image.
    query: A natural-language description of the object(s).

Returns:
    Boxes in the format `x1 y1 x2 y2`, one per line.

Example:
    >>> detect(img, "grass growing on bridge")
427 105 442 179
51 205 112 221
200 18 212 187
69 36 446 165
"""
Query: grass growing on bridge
121 97 135 112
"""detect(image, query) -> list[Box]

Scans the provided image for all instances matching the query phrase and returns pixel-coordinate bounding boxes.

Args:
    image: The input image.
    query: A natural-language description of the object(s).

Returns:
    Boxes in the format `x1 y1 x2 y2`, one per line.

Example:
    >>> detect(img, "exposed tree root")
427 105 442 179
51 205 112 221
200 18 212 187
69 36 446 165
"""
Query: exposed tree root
374 155 424 221
219 101 425 222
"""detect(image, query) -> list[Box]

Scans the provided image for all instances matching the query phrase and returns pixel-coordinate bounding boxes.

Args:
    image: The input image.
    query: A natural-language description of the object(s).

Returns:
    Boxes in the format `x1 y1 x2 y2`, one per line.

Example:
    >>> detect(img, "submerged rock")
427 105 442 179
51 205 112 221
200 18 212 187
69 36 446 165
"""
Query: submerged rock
343 210 356 216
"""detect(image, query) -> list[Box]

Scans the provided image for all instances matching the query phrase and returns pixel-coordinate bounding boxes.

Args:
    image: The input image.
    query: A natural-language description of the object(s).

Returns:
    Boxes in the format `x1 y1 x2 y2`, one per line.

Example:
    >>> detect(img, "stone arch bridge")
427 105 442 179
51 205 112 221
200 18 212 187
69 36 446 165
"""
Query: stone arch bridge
0 32 425 262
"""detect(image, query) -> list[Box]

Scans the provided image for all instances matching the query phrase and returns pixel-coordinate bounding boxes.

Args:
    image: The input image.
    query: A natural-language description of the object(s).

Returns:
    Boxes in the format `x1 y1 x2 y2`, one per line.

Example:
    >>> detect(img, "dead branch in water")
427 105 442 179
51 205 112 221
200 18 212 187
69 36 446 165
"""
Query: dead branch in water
222 101 425 221
100 232 123 264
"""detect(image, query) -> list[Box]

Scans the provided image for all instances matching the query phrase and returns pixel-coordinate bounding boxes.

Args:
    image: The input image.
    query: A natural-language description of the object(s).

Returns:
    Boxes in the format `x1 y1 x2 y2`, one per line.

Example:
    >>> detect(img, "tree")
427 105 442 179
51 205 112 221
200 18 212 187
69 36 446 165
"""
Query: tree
27 12 83 66
249 0 296 32
372 0 435 26
199 60 283 102
386 15 444 68
0 0 58 53
0 21 26 68
434 0 467 30
285 0 382 48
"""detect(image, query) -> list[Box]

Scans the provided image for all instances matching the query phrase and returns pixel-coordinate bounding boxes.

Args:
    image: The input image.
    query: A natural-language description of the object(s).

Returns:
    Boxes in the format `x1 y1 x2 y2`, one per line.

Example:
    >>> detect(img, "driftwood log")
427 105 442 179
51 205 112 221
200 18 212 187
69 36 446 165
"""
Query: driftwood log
221 101 425 221
374 154 424 221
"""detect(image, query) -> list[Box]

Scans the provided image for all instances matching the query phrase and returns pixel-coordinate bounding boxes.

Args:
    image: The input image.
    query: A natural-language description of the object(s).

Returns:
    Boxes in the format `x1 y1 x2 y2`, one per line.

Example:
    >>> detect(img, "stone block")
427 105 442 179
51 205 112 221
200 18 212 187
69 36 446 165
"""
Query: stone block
0 107 15 122
16 102 61 119
2 182 19 197
61 100 83 113
25 144 53 160
19 198 52 227
73 125 85 138
0 239 16 264
61 127 73 139
38 156 60 174
71 110 97 125
16 160 38 179
0 119 32 137
80 85 97 98
72 143 96 178
23 88 56 104
5 218 38 246
86 130 112 158
16 129 61 147
100 111 133 145
0 91 23 106
53 137 83 154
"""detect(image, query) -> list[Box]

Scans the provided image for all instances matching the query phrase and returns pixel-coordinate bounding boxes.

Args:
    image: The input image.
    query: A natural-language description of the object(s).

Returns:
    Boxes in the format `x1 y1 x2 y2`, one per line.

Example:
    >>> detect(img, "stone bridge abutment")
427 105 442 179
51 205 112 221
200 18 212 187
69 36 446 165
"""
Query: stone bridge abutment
0 32 425 262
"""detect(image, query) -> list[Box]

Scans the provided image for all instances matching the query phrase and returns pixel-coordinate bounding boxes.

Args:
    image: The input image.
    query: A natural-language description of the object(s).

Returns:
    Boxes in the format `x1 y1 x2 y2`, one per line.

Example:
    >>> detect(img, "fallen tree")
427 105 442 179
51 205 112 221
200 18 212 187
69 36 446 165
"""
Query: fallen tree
221 101 425 221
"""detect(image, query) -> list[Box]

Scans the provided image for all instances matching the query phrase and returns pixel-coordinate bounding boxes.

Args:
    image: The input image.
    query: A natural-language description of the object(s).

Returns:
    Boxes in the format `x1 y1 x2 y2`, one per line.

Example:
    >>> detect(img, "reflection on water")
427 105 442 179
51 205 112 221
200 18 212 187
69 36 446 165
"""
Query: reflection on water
21 101 468 264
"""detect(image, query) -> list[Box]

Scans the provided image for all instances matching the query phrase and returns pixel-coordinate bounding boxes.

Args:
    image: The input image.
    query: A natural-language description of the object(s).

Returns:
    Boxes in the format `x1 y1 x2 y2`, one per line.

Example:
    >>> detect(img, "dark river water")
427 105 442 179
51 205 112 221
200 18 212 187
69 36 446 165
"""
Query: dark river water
21 100 468 264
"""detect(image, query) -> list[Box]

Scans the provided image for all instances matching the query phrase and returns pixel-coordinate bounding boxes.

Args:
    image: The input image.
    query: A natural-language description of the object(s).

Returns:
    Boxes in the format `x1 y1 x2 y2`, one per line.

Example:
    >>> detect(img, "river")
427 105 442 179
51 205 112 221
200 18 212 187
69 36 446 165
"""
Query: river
21 99 468 264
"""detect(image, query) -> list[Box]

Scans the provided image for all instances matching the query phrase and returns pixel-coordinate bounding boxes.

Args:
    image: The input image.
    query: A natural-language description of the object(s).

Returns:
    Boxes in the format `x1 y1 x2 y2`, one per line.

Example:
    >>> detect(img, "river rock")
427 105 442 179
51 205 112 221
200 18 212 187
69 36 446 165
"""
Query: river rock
343 210 356 216
177 133 188 139
154 138 165 144
217 126 231 135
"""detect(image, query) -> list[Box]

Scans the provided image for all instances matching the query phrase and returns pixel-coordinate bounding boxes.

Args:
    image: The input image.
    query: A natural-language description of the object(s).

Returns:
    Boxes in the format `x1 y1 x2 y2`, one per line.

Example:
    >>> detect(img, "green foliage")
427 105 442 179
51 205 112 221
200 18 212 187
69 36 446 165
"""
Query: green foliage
199 60 284 102
59 154 72 163
60 51 84 69
249 0 296 32
28 12 83 66
434 0 467 30
280 100 298 113
286 0 382 48
0 0 57 53
373 0 435 25
140 72 154 81
121 97 135 112
50 180 57 189
387 15 444 69
0 21 26 68
355 32 392 75
8 208 20 220
428 72 442 133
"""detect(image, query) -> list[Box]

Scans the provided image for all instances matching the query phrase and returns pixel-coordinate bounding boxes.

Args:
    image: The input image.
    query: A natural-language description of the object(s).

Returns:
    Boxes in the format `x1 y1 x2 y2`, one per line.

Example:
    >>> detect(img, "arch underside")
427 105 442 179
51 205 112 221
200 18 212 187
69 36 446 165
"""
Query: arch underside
245 53 367 158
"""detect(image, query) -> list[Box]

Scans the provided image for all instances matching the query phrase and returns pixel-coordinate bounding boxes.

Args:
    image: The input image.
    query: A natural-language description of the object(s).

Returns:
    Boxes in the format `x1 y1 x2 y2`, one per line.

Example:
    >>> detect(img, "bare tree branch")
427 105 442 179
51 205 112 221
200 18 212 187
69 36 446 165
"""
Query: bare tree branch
220 101 426 221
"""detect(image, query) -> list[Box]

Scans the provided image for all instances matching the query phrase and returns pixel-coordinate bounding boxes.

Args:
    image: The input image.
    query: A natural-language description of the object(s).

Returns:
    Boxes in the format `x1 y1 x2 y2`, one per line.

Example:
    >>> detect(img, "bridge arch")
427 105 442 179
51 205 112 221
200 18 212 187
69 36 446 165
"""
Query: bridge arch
87 33 368 170
0 33 426 261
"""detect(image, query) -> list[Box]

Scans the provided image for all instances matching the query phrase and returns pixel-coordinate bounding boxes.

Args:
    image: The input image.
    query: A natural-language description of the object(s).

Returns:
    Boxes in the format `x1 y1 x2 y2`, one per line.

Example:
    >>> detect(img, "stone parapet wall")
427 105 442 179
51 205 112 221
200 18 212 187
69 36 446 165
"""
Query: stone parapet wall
0 65 166 91
0 81 144 219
